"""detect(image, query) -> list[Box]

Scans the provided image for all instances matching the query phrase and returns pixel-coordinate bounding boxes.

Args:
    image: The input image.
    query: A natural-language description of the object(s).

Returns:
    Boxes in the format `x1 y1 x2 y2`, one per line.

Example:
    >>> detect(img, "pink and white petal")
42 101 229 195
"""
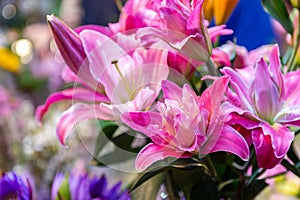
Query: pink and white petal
259 122 294 159
208 25 233 43
75 25 113 37
211 48 231 67
107 63 168 104
182 84 199 116
135 143 189 171
161 80 183 102
202 75 228 108
174 114 197 151
130 88 156 111
252 58 282 121
121 111 163 139
187 1 202 31
137 27 210 62
56 103 111 146
198 78 238 155
35 88 108 124
248 44 273 65
204 125 250 160
159 7 187 33
252 129 284 169
79 30 134 99
104 88 157 119
276 104 300 126
268 45 284 98
221 67 253 111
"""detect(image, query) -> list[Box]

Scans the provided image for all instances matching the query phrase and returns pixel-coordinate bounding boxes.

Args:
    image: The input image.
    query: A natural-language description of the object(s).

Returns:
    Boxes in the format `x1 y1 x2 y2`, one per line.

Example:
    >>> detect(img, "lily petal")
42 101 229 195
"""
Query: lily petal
121 111 163 139
56 103 111 145
35 88 109 125
205 125 249 160
135 143 191 171
253 123 294 169
268 45 285 99
161 80 183 102
252 58 282 121
79 30 134 100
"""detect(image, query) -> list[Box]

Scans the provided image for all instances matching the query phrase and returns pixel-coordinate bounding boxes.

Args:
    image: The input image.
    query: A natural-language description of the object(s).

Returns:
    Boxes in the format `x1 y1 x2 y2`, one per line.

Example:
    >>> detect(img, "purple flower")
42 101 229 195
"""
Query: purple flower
52 173 130 200
0 172 32 200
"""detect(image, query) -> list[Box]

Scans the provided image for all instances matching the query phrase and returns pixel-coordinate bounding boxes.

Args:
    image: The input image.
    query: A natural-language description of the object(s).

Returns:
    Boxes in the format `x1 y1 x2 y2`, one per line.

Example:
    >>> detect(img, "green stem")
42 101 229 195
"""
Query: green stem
288 9 300 72
202 155 217 178
205 57 218 77
114 0 123 12
165 172 180 200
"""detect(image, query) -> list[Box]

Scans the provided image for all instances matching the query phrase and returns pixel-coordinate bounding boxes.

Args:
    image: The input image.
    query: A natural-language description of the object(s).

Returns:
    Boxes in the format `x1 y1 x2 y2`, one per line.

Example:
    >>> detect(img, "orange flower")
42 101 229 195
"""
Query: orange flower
203 0 239 25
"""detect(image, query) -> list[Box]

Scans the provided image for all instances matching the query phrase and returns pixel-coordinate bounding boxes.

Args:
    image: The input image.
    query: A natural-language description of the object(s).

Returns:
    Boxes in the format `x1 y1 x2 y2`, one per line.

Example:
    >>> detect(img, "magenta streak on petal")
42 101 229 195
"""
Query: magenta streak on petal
56 103 111 146
35 88 109 125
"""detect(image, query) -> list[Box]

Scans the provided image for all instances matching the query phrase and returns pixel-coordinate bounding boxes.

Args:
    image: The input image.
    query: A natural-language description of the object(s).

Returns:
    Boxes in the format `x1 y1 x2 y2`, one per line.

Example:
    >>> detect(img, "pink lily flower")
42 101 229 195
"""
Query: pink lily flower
121 77 249 171
215 42 274 68
36 16 169 145
221 45 298 169
135 0 232 76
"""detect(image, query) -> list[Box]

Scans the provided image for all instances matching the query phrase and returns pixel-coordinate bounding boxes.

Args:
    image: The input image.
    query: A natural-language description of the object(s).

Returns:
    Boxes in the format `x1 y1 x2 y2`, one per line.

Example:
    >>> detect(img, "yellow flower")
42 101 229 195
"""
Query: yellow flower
290 0 300 8
203 0 239 25
0 47 21 73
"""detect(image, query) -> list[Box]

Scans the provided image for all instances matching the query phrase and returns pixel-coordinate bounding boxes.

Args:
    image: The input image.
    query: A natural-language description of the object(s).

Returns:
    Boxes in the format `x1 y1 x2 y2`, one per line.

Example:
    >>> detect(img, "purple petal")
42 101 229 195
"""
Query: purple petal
51 173 65 199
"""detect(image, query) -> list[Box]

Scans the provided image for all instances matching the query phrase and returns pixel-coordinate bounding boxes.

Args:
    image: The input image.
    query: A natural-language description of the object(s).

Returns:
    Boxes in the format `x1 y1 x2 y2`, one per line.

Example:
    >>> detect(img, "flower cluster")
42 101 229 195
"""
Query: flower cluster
36 0 300 198
52 173 130 200
0 172 32 200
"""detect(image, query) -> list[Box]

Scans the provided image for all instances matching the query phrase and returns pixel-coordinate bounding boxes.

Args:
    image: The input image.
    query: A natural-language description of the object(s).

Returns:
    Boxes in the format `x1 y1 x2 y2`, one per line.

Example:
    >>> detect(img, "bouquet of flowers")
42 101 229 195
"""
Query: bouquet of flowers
3 0 299 199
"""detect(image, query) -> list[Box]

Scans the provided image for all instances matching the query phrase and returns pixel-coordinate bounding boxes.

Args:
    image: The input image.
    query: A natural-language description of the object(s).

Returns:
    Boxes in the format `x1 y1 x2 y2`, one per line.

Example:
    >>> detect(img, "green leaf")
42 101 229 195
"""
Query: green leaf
92 146 138 166
55 175 71 200
281 159 300 177
93 120 118 158
130 166 170 191
93 122 149 166
243 179 268 200
261 0 294 34
190 171 220 200
287 145 300 164
131 172 167 200
130 158 209 191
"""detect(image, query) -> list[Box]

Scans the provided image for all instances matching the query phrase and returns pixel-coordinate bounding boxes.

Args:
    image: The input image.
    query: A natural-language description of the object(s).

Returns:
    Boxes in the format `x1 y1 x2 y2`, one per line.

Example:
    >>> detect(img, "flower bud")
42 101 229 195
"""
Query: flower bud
47 14 86 73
